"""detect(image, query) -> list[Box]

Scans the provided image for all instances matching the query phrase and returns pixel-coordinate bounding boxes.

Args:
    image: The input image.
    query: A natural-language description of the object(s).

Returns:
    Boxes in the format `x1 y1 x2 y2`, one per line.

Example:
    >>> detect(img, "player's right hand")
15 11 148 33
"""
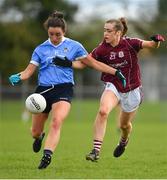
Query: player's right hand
9 73 21 86
115 70 126 88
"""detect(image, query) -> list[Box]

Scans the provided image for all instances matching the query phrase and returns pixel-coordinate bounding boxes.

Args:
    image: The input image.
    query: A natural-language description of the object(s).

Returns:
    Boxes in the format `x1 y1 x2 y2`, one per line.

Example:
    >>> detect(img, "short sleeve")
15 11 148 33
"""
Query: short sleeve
74 43 88 60
30 49 40 66
91 47 99 59
126 37 143 52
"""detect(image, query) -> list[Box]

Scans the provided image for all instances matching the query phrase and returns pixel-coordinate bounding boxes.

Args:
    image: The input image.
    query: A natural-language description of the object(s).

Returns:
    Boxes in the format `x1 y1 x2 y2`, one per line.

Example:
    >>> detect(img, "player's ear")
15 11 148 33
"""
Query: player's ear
47 31 50 37
116 30 122 36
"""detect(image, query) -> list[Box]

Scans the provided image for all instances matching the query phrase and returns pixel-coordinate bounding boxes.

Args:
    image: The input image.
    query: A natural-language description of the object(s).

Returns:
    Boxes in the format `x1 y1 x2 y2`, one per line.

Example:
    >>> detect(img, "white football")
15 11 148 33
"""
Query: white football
25 93 46 114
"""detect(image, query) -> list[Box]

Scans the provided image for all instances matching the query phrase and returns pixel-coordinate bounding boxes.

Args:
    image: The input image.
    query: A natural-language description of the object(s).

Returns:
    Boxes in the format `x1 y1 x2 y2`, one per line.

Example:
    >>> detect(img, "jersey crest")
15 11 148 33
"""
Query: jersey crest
63 47 69 53
118 51 124 58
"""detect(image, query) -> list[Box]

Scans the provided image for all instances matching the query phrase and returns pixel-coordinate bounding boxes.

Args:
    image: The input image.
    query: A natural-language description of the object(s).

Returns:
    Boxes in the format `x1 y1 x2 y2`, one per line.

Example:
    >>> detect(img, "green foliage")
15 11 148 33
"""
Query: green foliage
148 0 167 55
157 0 167 19
0 100 167 178
69 19 104 52
0 23 38 83
37 0 78 23
1 0 78 23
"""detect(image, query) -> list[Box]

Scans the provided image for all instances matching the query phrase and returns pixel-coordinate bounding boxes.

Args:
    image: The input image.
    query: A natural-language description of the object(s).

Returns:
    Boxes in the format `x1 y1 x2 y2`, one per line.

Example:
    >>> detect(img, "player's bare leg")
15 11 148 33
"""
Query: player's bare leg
113 110 137 157
115 105 121 132
86 90 118 161
31 113 48 153
38 101 71 169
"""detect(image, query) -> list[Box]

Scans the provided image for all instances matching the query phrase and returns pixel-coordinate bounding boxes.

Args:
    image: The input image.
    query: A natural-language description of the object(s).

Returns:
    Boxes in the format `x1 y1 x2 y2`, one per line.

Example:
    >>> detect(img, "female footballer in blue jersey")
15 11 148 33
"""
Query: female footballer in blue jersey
9 11 126 169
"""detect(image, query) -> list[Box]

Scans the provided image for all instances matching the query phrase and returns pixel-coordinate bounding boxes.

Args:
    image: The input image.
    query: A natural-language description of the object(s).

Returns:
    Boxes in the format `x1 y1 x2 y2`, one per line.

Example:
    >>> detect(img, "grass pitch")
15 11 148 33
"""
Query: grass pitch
0 100 167 179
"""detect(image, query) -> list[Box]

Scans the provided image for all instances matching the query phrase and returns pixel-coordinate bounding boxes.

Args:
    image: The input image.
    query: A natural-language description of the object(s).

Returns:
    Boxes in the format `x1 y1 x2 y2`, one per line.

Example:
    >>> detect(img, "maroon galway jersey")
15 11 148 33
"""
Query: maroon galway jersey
91 36 143 93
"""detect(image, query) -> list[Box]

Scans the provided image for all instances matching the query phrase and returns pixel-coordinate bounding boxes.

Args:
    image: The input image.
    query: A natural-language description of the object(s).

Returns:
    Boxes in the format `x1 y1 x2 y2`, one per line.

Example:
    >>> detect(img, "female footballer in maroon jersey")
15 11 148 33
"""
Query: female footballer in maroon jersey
84 18 165 161
54 17 165 161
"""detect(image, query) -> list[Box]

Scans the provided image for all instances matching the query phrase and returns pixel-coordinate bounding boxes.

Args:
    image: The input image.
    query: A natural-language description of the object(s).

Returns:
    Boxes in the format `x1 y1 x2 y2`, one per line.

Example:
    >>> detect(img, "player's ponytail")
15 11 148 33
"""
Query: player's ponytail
51 11 64 19
44 10 66 32
119 17 128 36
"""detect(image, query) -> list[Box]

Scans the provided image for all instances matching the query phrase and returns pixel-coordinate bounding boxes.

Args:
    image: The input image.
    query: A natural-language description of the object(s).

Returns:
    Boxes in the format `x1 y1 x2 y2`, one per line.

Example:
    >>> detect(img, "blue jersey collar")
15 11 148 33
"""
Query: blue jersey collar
48 37 66 47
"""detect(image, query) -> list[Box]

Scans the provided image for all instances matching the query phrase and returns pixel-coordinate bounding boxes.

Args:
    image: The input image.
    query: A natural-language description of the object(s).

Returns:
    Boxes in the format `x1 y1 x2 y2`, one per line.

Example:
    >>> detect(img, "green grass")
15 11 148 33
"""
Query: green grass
0 100 167 179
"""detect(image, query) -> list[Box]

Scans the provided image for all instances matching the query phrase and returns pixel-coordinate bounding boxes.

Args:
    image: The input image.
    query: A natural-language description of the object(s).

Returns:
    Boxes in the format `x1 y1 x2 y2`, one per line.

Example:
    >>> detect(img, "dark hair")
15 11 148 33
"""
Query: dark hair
44 10 66 32
106 17 128 36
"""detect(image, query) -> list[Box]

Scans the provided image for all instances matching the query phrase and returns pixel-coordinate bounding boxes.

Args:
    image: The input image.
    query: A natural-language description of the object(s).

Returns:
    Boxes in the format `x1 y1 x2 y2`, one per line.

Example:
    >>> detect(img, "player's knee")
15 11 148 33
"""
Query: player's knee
98 107 110 119
51 117 63 130
119 123 132 130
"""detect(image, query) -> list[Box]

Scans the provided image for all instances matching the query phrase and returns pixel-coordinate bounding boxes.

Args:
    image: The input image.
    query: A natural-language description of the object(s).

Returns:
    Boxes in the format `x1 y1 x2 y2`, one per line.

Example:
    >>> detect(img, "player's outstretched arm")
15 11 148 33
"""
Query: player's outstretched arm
9 63 37 86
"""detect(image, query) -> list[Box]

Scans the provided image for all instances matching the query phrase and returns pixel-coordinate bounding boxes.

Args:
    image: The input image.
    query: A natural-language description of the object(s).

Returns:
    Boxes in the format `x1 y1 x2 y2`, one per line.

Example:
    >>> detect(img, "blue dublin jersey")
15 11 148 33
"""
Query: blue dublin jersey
30 37 88 86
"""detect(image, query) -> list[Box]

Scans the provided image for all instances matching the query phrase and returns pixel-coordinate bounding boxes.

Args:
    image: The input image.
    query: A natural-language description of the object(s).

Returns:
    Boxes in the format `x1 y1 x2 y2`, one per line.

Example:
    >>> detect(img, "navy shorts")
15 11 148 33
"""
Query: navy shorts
35 83 74 113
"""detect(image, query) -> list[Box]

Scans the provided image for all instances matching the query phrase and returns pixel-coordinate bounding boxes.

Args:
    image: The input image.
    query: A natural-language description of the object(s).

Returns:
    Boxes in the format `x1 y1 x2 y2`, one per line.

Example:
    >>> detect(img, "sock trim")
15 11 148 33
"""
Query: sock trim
44 149 53 155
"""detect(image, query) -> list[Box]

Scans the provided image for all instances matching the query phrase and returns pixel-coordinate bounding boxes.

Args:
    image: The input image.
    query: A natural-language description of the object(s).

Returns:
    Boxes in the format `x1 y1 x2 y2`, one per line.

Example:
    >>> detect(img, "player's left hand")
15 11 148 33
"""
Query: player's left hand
115 70 126 88
150 34 165 42
53 56 72 67
9 73 21 86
